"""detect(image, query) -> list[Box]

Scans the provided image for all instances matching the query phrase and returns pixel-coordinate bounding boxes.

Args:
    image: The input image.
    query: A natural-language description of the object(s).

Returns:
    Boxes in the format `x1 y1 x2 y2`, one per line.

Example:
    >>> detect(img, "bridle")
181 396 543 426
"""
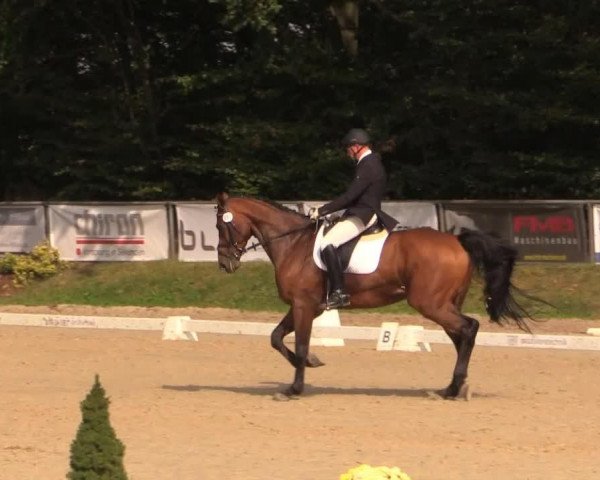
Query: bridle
216 207 247 260
216 204 313 259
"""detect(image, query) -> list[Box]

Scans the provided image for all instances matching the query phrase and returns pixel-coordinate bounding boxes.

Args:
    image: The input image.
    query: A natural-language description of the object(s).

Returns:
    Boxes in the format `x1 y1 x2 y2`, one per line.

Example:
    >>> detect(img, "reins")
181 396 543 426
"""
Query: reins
243 222 314 253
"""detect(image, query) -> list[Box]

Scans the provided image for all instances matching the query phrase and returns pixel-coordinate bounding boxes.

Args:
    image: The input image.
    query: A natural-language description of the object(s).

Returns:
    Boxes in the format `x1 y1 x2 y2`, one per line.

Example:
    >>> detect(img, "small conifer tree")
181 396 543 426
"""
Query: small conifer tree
67 375 128 480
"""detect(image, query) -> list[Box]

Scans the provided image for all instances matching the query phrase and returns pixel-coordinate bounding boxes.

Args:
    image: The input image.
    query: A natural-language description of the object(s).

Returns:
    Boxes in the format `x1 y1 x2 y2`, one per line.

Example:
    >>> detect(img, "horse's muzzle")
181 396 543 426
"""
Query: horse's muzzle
218 254 240 273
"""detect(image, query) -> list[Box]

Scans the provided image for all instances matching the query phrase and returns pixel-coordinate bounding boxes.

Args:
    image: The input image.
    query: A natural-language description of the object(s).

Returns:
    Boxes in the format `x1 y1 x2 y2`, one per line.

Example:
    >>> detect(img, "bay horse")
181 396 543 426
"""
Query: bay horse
215 192 532 399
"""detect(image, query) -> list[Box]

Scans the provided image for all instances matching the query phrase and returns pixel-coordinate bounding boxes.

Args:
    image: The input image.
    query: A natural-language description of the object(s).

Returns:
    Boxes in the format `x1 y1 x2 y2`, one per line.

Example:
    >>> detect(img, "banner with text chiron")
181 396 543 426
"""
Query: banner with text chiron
48 204 169 261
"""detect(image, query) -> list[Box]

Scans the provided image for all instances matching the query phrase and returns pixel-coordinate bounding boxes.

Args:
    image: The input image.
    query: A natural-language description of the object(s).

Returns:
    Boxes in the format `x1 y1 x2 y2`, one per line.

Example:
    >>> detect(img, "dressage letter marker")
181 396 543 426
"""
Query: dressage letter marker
376 322 399 351
162 316 198 341
393 325 432 352
377 324 432 352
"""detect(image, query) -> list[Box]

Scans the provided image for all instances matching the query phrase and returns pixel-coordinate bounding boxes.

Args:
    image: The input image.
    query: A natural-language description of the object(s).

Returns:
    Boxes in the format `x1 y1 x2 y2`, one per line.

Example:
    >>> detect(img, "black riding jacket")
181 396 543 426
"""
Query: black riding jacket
319 152 398 231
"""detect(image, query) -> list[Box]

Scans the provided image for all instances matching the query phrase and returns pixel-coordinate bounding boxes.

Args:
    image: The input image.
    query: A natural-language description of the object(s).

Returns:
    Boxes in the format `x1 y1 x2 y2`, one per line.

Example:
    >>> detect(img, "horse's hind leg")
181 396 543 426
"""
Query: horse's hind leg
418 306 479 399
270 308 324 369
441 313 479 398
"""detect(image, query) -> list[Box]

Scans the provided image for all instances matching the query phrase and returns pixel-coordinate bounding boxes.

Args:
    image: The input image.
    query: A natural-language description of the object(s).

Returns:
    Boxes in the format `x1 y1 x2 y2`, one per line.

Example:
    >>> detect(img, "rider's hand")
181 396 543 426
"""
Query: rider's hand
309 207 320 221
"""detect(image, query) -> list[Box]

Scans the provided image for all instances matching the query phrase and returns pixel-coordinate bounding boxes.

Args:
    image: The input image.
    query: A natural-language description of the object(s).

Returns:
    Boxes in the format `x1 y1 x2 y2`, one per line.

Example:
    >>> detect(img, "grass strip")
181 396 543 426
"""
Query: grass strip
1 261 599 319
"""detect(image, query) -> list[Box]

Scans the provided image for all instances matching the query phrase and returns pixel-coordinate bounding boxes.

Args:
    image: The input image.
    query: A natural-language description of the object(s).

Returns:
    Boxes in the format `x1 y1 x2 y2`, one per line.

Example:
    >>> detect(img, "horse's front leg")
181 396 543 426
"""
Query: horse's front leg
283 303 319 397
270 308 325 369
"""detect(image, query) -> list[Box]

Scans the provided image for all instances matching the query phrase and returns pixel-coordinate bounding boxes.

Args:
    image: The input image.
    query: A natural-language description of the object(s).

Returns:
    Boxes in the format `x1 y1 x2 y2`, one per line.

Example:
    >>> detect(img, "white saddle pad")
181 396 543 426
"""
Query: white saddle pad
313 224 389 274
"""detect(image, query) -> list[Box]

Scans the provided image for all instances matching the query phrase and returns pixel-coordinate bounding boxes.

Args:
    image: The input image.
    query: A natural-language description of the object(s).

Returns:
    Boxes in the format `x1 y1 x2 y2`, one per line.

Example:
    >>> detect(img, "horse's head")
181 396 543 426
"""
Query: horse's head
215 192 253 273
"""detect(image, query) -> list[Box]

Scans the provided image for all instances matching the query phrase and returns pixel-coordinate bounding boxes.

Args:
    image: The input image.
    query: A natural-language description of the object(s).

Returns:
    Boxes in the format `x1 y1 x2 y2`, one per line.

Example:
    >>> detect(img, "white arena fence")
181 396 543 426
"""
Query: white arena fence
1 310 600 353
1 200 599 263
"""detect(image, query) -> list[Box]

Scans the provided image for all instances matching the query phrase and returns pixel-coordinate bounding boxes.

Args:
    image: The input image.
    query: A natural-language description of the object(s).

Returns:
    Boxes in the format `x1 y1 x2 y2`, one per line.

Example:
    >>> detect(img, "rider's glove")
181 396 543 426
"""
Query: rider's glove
309 207 320 221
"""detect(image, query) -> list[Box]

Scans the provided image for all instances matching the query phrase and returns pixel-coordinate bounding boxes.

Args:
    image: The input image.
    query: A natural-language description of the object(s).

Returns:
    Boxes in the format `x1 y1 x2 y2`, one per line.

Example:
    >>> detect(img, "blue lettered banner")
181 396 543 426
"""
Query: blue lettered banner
175 202 303 262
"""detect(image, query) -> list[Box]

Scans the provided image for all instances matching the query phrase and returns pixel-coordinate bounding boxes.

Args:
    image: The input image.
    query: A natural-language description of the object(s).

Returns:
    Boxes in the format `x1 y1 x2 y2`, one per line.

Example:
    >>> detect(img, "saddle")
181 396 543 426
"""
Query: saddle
312 219 390 274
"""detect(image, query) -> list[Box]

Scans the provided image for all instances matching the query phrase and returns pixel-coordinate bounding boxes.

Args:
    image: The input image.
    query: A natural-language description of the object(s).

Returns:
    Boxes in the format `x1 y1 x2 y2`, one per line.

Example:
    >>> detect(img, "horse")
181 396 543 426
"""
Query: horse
215 192 533 399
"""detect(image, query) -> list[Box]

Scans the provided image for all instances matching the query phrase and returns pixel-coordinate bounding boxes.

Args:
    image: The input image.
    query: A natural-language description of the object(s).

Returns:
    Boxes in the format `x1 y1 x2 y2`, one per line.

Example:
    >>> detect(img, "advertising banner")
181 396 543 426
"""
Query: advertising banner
382 202 439 229
301 201 438 229
0 205 46 253
594 204 600 264
441 202 588 262
176 202 304 262
48 204 169 261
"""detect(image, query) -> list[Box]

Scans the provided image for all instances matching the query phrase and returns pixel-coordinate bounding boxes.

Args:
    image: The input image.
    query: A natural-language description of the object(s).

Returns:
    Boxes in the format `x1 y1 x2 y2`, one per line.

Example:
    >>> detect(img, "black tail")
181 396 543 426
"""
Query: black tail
457 229 533 332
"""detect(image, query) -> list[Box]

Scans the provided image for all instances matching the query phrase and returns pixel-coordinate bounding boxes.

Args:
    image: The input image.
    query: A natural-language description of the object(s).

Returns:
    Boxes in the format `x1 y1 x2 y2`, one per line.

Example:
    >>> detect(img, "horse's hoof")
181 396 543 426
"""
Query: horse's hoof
306 353 325 368
429 384 471 401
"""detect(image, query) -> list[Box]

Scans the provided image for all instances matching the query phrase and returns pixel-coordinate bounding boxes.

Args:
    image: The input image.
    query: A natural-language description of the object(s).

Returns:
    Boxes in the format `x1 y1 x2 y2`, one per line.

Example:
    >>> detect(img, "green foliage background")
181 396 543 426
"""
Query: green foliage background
1 1 598 201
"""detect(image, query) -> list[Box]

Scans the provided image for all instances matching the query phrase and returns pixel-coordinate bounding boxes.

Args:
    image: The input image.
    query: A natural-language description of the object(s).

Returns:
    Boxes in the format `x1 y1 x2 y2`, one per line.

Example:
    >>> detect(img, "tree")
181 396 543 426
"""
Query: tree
68 375 128 480
1 0 598 201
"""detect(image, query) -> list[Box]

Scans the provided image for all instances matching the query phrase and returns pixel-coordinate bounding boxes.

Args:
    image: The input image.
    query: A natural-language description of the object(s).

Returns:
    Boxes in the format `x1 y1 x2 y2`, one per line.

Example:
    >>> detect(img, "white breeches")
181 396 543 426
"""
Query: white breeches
321 214 377 249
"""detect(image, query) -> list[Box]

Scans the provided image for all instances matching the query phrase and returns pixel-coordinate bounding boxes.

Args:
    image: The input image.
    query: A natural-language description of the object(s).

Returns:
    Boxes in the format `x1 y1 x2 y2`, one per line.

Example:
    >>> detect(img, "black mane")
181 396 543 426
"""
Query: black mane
255 197 308 219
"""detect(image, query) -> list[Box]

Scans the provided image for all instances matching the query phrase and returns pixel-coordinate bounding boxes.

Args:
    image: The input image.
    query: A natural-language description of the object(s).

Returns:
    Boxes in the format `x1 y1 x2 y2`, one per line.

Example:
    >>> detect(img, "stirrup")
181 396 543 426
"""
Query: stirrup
325 290 350 309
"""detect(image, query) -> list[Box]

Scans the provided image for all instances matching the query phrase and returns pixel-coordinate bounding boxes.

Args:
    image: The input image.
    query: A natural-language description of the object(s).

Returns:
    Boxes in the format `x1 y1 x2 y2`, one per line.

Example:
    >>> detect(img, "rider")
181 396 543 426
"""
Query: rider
309 128 397 309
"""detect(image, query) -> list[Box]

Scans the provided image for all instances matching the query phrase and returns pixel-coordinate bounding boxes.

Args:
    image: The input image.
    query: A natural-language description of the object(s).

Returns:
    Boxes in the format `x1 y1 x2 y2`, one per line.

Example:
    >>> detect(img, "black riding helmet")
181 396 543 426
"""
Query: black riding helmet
342 128 370 147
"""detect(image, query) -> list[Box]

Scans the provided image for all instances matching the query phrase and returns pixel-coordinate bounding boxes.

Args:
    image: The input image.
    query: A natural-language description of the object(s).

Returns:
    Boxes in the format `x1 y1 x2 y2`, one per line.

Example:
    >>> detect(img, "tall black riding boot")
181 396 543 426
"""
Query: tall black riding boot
320 245 350 309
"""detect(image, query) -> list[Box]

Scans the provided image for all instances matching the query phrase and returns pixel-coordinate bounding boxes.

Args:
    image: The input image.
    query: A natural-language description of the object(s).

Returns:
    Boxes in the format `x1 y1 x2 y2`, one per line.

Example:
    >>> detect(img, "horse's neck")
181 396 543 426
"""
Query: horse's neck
238 200 305 237
236 199 310 262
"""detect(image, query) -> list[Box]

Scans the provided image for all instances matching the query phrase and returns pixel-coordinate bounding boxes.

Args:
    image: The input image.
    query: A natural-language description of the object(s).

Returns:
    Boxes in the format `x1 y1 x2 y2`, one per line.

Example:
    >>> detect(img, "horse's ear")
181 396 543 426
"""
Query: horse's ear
216 192 229 206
